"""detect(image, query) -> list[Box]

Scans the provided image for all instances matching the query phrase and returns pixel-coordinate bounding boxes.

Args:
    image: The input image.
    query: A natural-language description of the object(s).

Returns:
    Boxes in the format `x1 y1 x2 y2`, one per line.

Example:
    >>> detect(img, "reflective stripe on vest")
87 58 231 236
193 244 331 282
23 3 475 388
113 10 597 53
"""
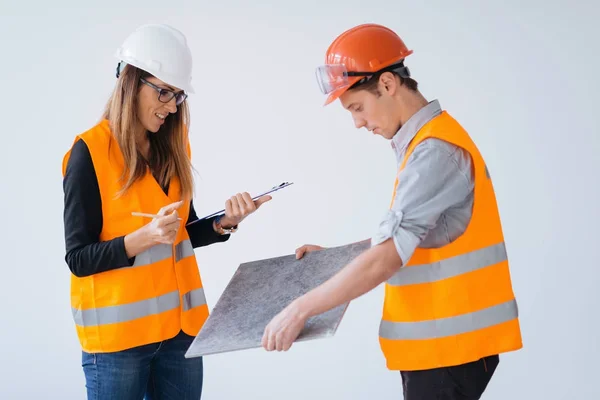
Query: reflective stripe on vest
72 287 207 327
386 242 507 287
380 299 518 340
131 239 194 268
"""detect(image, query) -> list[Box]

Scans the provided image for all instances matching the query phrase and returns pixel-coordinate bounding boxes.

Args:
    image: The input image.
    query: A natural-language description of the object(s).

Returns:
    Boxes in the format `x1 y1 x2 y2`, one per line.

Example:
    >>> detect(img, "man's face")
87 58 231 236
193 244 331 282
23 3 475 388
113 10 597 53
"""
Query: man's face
339 82 399 140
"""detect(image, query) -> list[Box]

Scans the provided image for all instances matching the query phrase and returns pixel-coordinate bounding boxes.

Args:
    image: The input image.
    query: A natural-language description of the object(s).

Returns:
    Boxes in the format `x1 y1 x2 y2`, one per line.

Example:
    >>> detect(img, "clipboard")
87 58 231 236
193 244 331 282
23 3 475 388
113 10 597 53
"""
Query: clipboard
186 181 294 226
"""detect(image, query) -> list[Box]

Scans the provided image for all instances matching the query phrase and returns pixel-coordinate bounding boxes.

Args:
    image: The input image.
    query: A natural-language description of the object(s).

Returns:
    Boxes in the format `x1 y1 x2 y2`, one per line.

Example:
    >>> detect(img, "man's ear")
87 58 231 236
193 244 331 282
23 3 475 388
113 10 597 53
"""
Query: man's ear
379 72 397 95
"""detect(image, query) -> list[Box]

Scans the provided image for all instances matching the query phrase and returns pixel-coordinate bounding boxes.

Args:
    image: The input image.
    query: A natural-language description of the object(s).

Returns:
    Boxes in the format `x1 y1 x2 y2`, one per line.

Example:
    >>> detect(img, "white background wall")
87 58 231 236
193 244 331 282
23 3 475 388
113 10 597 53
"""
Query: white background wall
1 0 598 398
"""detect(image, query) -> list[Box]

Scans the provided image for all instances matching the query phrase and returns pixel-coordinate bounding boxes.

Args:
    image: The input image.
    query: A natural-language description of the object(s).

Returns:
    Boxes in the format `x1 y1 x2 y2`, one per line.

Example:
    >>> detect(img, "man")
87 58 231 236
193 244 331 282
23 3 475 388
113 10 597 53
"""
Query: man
261 23 523 399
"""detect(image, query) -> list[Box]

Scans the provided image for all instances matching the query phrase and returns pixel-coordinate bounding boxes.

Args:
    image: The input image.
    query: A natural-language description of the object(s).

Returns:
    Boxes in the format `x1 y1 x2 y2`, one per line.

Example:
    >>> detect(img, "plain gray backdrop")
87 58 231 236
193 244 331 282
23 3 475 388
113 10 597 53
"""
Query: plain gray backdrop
1 0 598 398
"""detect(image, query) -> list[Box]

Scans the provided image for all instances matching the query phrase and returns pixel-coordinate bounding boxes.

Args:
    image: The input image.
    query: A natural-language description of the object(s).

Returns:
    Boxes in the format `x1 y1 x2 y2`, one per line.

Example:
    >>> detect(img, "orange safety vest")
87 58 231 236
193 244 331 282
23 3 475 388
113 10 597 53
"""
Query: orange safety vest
62 119 208 353
379 111 523 371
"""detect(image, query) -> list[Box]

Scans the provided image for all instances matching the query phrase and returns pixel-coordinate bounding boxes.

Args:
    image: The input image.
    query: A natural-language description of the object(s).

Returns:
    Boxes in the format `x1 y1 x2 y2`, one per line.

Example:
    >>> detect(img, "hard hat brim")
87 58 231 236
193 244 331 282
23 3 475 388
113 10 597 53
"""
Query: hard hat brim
116 57 195 94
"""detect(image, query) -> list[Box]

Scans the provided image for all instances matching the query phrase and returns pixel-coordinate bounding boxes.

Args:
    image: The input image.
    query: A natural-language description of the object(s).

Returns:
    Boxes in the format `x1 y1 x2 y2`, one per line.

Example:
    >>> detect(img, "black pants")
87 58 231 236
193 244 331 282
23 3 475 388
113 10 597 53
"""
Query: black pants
400 355 499 400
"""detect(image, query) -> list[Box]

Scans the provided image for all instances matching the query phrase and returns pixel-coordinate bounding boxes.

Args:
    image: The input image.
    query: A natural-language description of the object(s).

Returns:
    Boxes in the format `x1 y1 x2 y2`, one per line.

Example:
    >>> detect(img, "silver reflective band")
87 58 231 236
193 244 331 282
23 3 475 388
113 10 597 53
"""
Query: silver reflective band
182 288 207 312
175 240 195 262
72 288 208 327
72 290 180 327
387 242 507 286
379 299 518 340
132 239 194 268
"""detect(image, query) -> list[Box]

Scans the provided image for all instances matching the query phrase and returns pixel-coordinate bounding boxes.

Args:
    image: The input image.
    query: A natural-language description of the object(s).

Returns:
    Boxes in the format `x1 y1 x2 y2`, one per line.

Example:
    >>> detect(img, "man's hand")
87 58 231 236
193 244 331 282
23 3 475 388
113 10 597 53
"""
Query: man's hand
261 301 308 352
259 243 325 351
295 244 325 259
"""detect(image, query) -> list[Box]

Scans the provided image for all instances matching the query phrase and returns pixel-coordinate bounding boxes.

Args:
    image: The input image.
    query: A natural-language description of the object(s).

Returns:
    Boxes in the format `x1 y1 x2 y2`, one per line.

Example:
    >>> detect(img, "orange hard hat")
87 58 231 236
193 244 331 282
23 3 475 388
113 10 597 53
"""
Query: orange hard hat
316 23 413 106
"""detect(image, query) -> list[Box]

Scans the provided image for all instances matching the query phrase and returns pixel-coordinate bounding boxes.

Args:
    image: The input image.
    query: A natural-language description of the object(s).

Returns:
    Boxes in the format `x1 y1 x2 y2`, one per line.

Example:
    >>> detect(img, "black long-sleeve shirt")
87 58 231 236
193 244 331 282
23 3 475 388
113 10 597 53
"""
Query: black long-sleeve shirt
63 139 229 278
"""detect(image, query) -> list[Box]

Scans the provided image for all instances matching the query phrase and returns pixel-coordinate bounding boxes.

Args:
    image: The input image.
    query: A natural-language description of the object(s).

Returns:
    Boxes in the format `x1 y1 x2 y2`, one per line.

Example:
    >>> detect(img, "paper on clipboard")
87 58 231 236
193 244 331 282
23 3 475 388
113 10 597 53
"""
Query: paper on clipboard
185 181 293 226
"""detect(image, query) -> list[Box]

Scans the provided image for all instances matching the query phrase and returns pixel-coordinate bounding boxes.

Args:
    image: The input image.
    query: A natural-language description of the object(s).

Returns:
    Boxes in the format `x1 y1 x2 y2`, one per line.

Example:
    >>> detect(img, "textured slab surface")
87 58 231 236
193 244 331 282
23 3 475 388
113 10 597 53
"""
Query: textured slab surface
185 239 372 358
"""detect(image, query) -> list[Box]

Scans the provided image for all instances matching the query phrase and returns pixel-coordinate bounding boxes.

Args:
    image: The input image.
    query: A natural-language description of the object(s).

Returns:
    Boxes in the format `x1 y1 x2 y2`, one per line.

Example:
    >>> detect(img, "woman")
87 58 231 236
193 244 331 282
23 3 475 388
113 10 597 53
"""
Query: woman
61 23 270 399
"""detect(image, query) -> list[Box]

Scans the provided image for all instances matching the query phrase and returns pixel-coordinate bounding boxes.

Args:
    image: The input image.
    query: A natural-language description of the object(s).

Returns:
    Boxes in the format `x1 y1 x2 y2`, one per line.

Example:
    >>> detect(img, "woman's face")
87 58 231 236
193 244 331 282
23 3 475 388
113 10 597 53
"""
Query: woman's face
136 76 184 133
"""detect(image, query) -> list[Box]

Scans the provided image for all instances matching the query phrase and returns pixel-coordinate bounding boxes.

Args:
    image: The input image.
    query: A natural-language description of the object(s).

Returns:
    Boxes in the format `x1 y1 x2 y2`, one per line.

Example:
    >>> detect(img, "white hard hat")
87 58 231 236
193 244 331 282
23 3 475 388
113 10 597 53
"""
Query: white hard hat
115 24 195 93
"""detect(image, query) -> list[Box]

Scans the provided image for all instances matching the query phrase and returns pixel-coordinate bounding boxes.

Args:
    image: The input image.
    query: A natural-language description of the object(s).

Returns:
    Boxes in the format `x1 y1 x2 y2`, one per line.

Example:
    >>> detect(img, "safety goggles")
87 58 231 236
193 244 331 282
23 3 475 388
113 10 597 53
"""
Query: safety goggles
140 77 188 105
315 62 411 95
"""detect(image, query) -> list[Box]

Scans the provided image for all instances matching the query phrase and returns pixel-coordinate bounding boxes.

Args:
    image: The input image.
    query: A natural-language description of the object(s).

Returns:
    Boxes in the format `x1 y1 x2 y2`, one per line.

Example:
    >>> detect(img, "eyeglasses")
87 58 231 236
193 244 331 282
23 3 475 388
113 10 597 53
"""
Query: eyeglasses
140 78 188 105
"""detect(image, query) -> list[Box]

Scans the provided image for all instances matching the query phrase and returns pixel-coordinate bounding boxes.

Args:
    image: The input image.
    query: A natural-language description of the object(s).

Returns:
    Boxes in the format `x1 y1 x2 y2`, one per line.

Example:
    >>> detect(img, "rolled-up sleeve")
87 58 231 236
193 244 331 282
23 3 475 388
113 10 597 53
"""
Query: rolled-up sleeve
371 138 473 263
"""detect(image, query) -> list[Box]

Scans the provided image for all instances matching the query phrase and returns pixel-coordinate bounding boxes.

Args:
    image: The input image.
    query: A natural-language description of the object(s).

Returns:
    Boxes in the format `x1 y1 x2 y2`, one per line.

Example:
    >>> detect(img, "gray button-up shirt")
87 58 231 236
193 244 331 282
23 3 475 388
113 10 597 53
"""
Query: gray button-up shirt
371 100 474 264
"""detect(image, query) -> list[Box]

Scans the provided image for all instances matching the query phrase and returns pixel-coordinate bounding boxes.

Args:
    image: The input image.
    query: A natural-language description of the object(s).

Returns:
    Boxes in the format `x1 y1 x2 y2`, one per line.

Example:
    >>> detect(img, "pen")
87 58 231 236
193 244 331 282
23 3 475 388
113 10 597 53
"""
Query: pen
131 212 183 221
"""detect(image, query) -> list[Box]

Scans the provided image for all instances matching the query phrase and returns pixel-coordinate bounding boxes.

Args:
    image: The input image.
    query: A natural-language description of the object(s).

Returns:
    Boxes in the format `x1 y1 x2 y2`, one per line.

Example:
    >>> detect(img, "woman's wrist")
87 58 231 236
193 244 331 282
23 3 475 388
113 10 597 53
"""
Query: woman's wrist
124 225 155 258
213 216 238 234
218 215 238 229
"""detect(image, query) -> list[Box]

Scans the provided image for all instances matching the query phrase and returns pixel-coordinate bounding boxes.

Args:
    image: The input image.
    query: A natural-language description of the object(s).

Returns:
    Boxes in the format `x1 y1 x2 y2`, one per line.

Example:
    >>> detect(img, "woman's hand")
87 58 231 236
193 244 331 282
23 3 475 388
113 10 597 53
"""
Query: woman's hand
146 201 183 245
218 193 272 228
125 201 184 258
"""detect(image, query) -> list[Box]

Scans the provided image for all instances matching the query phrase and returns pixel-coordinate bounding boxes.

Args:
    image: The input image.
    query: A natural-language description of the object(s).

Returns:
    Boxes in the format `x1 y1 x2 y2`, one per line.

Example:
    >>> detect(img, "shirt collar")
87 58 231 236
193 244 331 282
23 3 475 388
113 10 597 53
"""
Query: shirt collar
390 99 442 162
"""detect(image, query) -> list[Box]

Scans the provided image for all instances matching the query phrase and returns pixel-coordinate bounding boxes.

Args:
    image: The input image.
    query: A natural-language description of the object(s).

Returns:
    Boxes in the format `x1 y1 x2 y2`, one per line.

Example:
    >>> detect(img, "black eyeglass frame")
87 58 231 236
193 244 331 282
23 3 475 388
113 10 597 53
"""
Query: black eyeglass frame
140 77 188 106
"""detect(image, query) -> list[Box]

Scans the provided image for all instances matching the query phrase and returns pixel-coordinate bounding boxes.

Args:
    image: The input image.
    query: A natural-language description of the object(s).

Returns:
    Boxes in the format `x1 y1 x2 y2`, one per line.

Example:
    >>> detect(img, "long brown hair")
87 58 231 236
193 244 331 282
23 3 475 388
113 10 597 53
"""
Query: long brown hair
102 64 194 201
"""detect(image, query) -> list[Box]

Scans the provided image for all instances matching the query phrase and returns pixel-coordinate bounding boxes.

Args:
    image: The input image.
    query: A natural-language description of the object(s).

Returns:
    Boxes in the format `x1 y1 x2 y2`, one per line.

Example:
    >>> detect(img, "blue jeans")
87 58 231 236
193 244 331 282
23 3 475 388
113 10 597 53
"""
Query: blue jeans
82 330 203 400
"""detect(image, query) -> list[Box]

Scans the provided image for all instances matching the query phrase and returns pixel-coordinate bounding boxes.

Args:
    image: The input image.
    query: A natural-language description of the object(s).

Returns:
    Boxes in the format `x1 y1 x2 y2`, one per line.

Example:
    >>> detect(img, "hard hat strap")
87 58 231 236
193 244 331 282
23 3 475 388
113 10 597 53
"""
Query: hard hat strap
115 61 128 78
348 62 411 88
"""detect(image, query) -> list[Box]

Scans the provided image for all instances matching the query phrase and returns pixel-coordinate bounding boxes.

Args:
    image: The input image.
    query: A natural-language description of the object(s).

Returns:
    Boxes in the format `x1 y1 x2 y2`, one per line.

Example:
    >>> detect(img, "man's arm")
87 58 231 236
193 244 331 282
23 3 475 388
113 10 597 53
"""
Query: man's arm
304 138 474 314
295 238 401 319
262 139 474 351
